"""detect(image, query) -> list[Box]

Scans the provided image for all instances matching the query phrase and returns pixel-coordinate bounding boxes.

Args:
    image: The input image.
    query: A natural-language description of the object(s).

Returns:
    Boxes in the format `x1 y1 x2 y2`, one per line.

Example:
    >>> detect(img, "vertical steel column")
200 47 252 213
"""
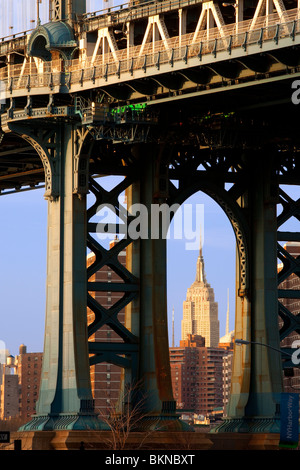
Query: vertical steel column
121 179 141 394
243 154 282 428
128 144 188 430
217 153 283 432
224 244 251 424
20 124 106 431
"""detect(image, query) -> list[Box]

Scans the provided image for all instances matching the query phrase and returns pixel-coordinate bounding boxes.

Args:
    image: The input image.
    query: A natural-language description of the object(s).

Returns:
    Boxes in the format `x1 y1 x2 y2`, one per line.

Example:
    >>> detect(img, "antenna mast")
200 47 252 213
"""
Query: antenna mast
37 0 42 25
226 288 229 336
172 306 175 347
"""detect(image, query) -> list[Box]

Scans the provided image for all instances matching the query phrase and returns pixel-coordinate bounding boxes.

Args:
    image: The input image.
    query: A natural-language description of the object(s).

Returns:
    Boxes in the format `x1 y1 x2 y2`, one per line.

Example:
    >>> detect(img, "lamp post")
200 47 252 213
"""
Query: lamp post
235 338 293 358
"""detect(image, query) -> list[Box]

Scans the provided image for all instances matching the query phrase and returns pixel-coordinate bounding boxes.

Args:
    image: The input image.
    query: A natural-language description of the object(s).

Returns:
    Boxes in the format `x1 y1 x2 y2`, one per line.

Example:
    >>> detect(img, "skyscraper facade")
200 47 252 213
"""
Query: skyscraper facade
181 241 219 348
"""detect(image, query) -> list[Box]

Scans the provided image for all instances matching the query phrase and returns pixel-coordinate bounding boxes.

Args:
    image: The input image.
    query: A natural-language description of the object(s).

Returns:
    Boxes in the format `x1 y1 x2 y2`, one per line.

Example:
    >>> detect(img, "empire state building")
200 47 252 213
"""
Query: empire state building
181 239 219 348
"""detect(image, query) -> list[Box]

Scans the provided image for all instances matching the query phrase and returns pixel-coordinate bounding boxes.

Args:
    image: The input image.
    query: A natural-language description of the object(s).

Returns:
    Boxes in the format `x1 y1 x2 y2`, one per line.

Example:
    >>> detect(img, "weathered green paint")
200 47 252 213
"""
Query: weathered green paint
215 153 283 433
20 124 106 431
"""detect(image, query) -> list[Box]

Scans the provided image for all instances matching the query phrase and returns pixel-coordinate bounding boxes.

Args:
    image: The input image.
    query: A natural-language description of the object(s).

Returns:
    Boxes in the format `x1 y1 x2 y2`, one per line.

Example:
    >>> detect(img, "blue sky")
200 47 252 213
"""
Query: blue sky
0 0 123 38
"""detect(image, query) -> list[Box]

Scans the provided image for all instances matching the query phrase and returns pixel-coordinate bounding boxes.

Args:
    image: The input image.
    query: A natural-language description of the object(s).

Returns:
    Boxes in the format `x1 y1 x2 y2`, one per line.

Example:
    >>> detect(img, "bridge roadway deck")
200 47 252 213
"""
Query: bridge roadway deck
0 7 299 104
0 1 300 194
0 0 204 57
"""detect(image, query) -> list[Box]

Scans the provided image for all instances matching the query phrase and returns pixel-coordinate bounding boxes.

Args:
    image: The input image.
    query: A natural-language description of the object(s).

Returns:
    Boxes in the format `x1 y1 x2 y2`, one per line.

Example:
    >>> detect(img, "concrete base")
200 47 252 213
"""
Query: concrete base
2 431 285 450
4 430 213 451
209 432 281 450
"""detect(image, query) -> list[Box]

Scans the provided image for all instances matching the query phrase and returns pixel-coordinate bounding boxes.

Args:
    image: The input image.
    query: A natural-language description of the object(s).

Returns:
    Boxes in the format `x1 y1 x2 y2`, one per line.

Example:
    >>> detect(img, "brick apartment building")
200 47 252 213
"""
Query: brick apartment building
169 334 231 417
0 344 43 422
17 345 43 422
87 236 126 417
0 361 19 420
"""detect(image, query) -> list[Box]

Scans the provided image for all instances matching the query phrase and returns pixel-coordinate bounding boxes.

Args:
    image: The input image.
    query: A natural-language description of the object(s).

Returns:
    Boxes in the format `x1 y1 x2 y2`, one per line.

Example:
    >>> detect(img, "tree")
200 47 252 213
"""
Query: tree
99 382 159 450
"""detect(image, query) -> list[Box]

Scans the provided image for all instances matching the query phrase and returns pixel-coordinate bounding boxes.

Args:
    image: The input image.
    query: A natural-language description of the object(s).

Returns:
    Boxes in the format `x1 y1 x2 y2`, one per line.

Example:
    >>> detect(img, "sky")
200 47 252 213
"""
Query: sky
0 0 121 38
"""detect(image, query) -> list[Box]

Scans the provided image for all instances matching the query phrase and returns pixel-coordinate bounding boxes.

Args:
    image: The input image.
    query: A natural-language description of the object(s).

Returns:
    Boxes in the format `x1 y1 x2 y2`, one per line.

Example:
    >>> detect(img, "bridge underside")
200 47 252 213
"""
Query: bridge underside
1 76 299 192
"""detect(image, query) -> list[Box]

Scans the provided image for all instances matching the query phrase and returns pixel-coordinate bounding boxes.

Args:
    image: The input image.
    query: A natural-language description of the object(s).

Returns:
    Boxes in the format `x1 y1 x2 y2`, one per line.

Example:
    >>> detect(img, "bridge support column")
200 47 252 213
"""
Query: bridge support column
127 145 189 431
242 154 282 430
215 153 283 434
20 123 106 431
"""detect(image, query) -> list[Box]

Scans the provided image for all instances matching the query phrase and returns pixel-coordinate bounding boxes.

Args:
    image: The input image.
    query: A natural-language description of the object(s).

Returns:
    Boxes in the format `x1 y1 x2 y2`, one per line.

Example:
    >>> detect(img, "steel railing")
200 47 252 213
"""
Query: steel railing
0 8 299 95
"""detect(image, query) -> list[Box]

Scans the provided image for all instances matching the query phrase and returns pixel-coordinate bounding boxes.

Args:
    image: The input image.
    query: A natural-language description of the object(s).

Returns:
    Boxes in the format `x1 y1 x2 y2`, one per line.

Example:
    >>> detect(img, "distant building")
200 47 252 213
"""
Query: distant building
222 350 233 416
0 344 43 422
177 232 235 418
206 346 228 417
170 335 206 414
219 288 234 346
181 239 219 348
0 358 19 420
278 242 300 392
16 345 43 422
169 334 231 417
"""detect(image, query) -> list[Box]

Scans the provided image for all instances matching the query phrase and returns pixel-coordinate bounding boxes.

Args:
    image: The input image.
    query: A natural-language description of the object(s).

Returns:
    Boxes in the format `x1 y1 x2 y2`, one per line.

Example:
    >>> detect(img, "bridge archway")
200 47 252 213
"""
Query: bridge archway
163 168 251 421
168 178 249 298
167 191 236 344
166 189 237 417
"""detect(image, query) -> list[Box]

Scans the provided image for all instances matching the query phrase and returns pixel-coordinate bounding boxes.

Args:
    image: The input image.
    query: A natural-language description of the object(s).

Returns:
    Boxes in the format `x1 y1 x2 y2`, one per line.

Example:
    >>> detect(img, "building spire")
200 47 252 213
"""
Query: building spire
199 227 203 257
195 227 206 284
172 306 175 347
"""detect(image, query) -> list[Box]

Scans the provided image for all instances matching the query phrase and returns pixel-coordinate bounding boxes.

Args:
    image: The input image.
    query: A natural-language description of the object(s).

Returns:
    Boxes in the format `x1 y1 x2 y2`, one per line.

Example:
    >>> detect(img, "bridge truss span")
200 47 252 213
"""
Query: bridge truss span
0 0 300 107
